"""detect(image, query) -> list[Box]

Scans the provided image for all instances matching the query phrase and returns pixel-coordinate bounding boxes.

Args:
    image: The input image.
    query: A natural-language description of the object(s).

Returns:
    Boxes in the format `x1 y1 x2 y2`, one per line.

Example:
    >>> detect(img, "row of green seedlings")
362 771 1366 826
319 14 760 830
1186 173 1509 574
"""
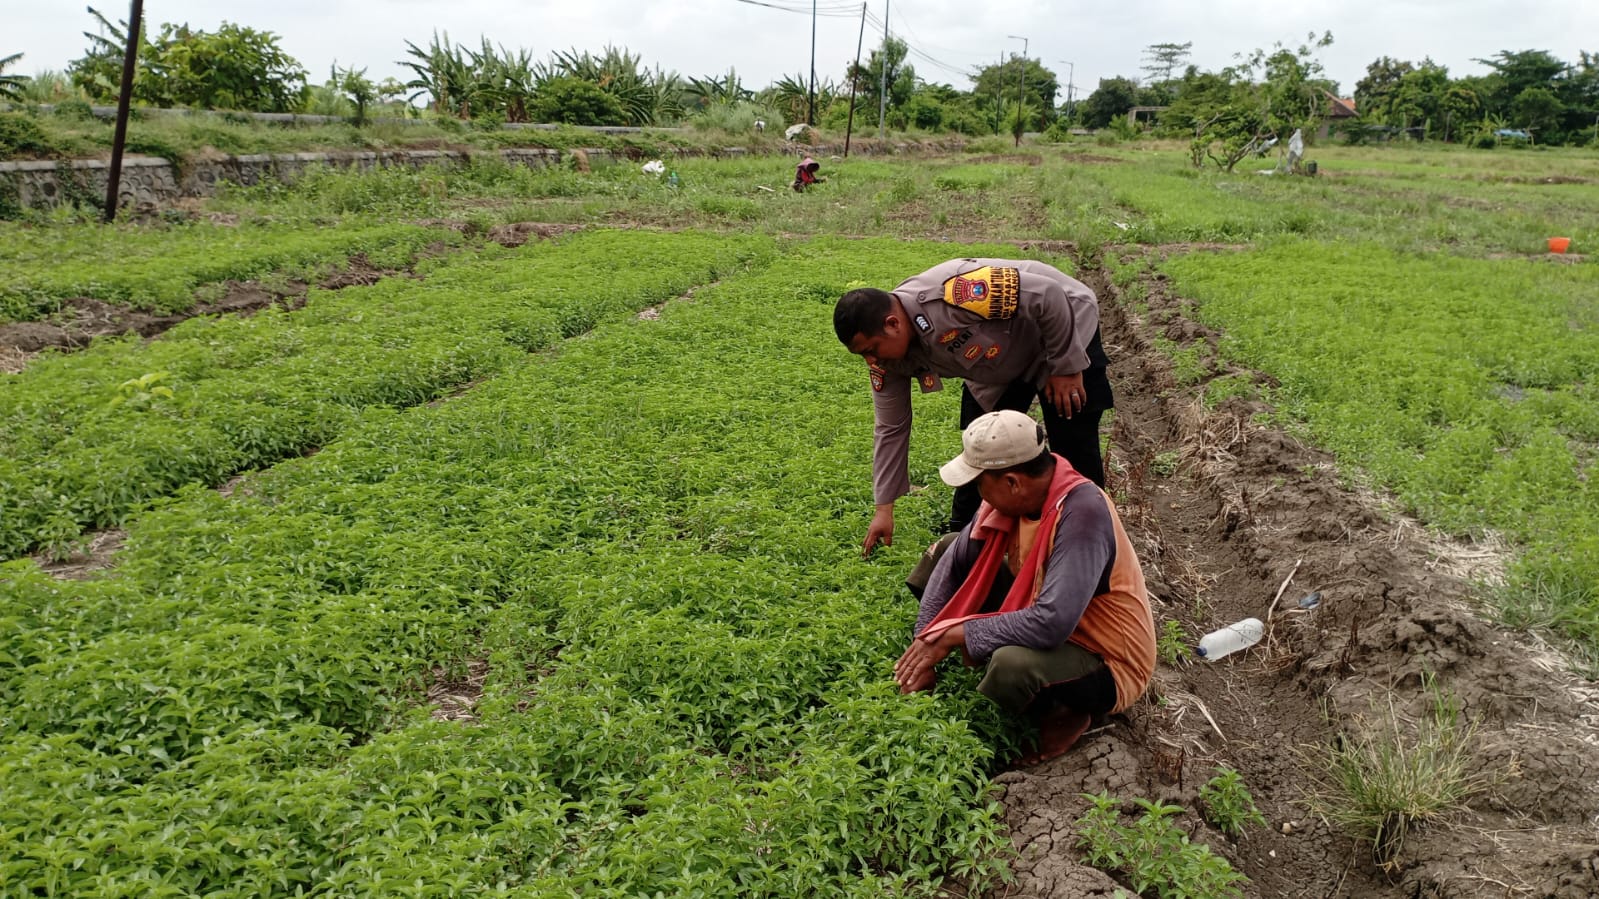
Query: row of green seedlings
1 236 1032 896
0 219 448 322
0 229 777 560
1158 240 1599 664
1076 767 1265 899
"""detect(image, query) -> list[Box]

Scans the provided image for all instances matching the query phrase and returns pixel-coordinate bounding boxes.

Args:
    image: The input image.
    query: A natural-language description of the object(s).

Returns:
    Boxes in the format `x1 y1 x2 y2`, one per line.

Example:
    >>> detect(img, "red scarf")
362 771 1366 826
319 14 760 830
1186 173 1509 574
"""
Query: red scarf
919 455 1088 643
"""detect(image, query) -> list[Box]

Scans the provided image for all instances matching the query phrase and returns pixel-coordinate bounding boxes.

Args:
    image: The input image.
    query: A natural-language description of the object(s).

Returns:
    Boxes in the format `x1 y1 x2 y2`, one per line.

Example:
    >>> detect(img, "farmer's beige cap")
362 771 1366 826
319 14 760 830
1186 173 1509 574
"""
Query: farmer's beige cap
939 410 1048 486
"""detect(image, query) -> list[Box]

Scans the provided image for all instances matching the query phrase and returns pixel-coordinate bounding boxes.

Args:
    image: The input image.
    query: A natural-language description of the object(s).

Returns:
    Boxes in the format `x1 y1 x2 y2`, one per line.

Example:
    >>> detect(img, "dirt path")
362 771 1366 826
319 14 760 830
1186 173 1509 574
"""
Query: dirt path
992 249 1599 897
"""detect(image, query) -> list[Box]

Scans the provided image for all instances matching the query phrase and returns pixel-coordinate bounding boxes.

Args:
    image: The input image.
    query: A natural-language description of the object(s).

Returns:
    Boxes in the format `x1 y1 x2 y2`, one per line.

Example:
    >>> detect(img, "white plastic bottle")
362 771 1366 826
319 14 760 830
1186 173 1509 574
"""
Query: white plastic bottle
1195 618 1264 660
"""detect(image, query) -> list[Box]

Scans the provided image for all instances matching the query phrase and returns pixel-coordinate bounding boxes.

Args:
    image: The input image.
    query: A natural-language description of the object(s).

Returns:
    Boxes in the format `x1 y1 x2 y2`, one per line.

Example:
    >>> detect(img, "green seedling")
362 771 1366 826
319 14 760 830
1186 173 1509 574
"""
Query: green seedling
1199 767 1267 838
1076 792 1247 899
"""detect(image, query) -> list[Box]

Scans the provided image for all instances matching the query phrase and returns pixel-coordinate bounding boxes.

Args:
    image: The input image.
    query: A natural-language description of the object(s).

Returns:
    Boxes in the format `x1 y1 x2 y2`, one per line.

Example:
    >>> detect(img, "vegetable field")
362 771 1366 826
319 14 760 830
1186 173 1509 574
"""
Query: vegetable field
3 142 1598 896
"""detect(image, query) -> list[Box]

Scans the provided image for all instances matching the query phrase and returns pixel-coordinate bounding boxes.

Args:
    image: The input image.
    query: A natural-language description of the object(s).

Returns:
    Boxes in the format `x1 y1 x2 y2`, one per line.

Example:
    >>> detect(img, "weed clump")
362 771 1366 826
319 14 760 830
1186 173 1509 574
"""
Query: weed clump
1302 677 1486 868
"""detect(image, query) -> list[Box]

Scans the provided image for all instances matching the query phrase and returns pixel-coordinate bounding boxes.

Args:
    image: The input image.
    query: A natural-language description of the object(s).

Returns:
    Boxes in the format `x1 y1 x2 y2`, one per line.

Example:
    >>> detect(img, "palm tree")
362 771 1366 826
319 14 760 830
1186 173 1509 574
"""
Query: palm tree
762 73 840 125
70 6 141 101
400 31 477 117
0 52 29 102
551 46 682 126
684 68 753 111
471 39 538 122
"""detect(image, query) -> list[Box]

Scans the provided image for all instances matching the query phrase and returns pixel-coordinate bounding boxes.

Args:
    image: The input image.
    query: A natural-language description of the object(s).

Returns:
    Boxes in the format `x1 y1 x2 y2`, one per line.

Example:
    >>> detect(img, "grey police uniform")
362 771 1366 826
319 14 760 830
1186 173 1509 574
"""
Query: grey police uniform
868 258 1111 506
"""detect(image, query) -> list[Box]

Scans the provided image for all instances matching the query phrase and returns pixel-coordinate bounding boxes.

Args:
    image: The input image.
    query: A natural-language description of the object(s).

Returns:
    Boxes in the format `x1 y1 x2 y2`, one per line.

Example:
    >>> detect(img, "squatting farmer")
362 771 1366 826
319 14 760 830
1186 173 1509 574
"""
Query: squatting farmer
792 156 824 192
894 410 1156 764
833 258 1113 558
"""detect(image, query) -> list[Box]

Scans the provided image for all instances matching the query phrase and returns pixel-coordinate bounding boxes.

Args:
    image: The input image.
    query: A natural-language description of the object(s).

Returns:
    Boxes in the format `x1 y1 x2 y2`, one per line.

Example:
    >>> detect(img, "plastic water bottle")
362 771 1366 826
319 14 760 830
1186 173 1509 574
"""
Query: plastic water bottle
1195 618 1264 660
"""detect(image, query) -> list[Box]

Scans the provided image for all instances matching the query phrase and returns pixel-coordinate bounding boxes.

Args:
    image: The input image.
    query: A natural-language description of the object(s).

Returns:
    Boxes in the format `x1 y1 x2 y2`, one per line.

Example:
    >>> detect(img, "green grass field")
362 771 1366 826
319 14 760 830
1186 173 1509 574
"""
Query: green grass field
2 137 1596 891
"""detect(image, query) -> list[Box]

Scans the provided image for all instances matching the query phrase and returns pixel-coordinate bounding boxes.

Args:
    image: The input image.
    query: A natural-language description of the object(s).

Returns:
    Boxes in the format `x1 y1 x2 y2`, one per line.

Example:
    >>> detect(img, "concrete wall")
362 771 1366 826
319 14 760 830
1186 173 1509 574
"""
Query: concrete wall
0 142 935 213
0 148 580 211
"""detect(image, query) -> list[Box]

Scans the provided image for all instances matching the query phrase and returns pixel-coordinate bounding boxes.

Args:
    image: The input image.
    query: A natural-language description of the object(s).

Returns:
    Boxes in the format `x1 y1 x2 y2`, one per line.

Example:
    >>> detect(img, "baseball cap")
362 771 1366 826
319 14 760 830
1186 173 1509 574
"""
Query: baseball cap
939 410 1048 486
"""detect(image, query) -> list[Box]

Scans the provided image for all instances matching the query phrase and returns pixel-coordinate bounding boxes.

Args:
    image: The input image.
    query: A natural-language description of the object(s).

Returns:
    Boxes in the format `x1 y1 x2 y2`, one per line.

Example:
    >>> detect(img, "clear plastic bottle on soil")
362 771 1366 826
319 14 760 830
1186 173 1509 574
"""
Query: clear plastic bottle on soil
1195 618 1264 660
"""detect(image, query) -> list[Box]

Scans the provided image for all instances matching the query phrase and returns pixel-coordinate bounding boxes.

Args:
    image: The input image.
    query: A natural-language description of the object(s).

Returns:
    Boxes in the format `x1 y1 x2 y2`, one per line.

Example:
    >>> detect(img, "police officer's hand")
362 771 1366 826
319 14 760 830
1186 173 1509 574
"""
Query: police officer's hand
863 503 895 558
1045 373 1086 418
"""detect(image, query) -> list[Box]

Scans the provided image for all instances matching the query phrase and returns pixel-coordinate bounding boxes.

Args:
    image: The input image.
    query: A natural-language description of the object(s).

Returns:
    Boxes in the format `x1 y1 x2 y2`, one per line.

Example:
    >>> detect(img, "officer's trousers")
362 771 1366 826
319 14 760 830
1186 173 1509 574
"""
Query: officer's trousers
950 378 1106 533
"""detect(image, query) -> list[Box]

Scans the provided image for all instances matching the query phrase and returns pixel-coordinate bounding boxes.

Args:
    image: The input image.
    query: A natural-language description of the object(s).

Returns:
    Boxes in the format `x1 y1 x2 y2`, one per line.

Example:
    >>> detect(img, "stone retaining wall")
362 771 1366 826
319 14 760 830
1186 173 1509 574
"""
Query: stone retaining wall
0 140 951 213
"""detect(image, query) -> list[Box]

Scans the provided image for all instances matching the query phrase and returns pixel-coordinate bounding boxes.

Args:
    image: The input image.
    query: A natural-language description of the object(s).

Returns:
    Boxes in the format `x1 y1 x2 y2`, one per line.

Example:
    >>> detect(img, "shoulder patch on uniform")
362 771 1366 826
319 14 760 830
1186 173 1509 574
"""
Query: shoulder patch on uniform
942 266 1020 320
912 313 932 333
868 362 885 392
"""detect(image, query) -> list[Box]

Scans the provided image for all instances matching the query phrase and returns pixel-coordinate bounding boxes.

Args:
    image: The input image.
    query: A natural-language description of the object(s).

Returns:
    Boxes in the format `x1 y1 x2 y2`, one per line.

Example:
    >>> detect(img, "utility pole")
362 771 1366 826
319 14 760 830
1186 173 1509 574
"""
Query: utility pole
844 2 866 156
104 0 144 223
807 0 817 125
1058 59 1074 123
1007 35 1028 142
877 0 889 138
992 53 1002 135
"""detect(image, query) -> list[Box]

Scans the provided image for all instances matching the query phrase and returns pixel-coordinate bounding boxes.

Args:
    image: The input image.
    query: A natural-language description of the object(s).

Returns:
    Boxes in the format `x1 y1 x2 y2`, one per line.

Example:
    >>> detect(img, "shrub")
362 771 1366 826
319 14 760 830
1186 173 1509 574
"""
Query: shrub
0 112 54 158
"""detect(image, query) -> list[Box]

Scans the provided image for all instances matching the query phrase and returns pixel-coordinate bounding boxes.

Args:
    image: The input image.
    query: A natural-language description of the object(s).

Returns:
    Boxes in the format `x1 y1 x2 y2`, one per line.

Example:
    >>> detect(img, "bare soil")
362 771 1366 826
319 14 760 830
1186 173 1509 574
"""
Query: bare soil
0 254 404 372
34 529 126 580
993 249 1599 897
484 221 584 247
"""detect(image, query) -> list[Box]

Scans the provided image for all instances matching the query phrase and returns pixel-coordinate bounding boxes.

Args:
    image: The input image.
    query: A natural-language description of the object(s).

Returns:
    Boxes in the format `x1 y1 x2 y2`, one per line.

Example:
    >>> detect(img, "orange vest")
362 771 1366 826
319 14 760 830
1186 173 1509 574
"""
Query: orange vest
921 457 1156 713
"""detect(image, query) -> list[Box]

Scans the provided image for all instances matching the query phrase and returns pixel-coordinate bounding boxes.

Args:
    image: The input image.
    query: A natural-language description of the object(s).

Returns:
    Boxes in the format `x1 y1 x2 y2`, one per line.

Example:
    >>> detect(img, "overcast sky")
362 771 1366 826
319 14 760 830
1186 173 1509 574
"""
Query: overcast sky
10 1 1598 106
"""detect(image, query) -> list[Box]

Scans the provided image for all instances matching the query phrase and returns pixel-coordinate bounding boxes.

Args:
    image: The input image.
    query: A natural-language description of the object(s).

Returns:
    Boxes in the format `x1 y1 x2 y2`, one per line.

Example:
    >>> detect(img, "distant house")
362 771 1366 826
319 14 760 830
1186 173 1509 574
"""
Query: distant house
1319 92 1357 140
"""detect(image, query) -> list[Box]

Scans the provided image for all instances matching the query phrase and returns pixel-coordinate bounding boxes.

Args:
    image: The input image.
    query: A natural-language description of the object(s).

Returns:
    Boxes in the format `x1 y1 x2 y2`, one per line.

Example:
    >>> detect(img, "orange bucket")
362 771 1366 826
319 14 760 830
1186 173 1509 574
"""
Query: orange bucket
1548 237 1572 253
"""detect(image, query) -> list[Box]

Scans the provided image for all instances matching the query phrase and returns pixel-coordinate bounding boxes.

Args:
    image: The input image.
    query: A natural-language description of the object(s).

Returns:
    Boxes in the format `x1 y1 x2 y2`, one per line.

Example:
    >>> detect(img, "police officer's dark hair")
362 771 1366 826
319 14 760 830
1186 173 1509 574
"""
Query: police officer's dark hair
833 288 894 344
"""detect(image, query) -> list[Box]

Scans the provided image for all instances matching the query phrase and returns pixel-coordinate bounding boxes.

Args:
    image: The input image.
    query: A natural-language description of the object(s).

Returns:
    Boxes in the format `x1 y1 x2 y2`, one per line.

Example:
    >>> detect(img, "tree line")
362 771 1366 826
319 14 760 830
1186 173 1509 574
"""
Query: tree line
1076 38 1599 152
4 10 1595 151
1 9 1062 137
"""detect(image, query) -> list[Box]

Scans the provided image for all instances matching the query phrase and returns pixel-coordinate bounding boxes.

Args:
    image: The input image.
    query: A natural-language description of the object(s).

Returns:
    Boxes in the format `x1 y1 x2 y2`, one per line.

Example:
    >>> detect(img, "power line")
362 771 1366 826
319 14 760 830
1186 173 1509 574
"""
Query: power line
731 0 860 16
860 9 974 81
888 5 994 63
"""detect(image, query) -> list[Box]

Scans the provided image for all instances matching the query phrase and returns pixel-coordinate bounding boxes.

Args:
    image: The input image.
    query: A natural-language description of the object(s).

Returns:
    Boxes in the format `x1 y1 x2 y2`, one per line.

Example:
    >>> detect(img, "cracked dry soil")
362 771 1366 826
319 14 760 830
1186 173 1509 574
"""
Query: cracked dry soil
989 250 1599 898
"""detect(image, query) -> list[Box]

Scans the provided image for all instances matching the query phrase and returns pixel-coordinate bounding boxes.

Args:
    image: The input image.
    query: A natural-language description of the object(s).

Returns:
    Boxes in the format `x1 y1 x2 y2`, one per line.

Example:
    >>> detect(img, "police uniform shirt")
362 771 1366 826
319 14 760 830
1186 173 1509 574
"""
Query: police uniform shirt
867 258 1106 505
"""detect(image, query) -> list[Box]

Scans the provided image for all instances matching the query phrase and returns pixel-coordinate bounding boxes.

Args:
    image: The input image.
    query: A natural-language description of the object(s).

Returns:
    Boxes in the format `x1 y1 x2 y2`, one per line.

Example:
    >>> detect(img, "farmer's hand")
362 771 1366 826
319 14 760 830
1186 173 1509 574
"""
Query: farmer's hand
1045 373 1086 418
862 503 895 558
894 625 963 693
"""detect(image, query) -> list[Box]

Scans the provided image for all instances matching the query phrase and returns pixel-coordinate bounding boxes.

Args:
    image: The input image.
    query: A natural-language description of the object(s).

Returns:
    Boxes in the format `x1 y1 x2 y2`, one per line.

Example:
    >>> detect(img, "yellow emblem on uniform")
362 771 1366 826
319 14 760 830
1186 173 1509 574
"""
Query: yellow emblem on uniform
942 266 1019 319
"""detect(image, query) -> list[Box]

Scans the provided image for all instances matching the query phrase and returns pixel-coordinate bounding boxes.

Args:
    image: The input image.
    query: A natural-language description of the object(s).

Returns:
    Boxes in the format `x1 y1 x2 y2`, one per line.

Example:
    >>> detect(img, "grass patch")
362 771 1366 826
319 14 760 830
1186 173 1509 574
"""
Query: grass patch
1301 677 1487 869
1160 240 1599 654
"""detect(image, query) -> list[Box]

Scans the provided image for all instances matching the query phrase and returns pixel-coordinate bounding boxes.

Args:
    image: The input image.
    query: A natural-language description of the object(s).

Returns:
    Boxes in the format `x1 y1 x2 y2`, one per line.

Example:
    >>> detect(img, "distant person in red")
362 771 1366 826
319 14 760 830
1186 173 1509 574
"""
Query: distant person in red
792 157 824 192
895 410 1156 765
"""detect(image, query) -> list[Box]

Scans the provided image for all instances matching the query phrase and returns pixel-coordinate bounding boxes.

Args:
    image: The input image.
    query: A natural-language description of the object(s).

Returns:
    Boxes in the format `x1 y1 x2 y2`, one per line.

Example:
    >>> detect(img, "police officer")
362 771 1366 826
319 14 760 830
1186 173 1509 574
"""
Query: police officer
833 258 1113 558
